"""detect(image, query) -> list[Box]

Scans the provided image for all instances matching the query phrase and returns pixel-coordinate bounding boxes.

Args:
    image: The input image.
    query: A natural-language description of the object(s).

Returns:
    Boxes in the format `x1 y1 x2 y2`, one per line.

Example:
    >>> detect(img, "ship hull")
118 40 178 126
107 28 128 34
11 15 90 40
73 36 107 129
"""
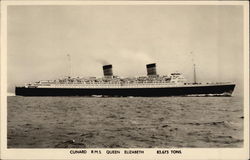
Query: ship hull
15 84 235 97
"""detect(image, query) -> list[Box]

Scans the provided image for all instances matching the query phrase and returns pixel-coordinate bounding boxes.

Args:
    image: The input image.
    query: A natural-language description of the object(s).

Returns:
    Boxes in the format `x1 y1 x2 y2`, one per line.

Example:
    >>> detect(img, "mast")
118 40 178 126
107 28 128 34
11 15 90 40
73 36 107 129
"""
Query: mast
67 54 71 78
190 52 197 84
193 63 196 84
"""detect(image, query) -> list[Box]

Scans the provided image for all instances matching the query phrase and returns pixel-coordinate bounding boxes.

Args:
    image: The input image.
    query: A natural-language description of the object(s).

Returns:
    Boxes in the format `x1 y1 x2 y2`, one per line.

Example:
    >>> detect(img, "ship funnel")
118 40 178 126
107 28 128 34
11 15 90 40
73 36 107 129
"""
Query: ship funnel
146 63 157 77
103 64 113 78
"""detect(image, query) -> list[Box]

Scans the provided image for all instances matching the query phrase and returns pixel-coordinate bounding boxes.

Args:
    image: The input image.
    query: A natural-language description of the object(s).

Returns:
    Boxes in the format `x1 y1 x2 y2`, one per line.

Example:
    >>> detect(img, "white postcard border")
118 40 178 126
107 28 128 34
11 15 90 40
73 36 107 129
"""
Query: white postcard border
1 1 249 160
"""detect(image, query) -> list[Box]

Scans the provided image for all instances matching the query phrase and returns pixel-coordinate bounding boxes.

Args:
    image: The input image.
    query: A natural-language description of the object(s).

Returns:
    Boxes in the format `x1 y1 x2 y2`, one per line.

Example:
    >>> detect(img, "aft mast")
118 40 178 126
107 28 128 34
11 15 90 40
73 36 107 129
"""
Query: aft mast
191 51 197 84
193 63 197 84
67 54 72 78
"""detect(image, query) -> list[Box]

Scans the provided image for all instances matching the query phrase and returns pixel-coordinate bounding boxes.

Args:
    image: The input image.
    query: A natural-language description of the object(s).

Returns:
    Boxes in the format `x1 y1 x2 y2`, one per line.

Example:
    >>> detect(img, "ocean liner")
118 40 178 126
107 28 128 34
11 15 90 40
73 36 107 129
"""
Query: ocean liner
15 63 235 97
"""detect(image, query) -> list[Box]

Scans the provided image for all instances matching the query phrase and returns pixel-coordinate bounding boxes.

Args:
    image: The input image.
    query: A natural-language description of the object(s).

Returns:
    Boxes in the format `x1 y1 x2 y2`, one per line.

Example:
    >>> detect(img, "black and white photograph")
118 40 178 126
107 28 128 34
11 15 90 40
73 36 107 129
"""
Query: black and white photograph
1 1 249 160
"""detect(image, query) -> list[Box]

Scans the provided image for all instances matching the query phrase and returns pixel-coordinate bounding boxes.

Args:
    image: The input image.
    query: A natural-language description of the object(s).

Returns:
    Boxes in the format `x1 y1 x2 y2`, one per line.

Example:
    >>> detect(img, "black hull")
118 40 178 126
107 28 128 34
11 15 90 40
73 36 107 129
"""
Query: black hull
15 84 235 97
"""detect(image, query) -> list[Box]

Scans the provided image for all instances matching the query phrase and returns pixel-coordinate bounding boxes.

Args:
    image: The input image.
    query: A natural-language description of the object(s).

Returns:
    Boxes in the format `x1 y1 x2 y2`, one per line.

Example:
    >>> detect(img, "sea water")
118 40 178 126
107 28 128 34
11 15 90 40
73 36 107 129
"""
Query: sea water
7 96 243 148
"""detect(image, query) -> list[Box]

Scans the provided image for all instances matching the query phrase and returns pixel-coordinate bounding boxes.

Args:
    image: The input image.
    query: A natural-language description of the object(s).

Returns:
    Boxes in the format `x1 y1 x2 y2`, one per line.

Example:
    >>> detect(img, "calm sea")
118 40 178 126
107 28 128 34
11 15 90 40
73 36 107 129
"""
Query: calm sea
7 96 243 148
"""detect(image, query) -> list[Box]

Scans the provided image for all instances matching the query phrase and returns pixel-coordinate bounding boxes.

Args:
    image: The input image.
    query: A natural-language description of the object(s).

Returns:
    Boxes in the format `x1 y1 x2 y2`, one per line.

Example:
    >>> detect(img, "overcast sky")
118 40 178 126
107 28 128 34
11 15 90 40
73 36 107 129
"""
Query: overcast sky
7 5 244 94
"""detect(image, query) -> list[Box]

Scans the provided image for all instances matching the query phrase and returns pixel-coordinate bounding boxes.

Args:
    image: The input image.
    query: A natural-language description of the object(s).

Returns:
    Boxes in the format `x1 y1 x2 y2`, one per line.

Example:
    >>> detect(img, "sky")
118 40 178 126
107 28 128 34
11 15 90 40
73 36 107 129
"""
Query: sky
7 5 244 94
